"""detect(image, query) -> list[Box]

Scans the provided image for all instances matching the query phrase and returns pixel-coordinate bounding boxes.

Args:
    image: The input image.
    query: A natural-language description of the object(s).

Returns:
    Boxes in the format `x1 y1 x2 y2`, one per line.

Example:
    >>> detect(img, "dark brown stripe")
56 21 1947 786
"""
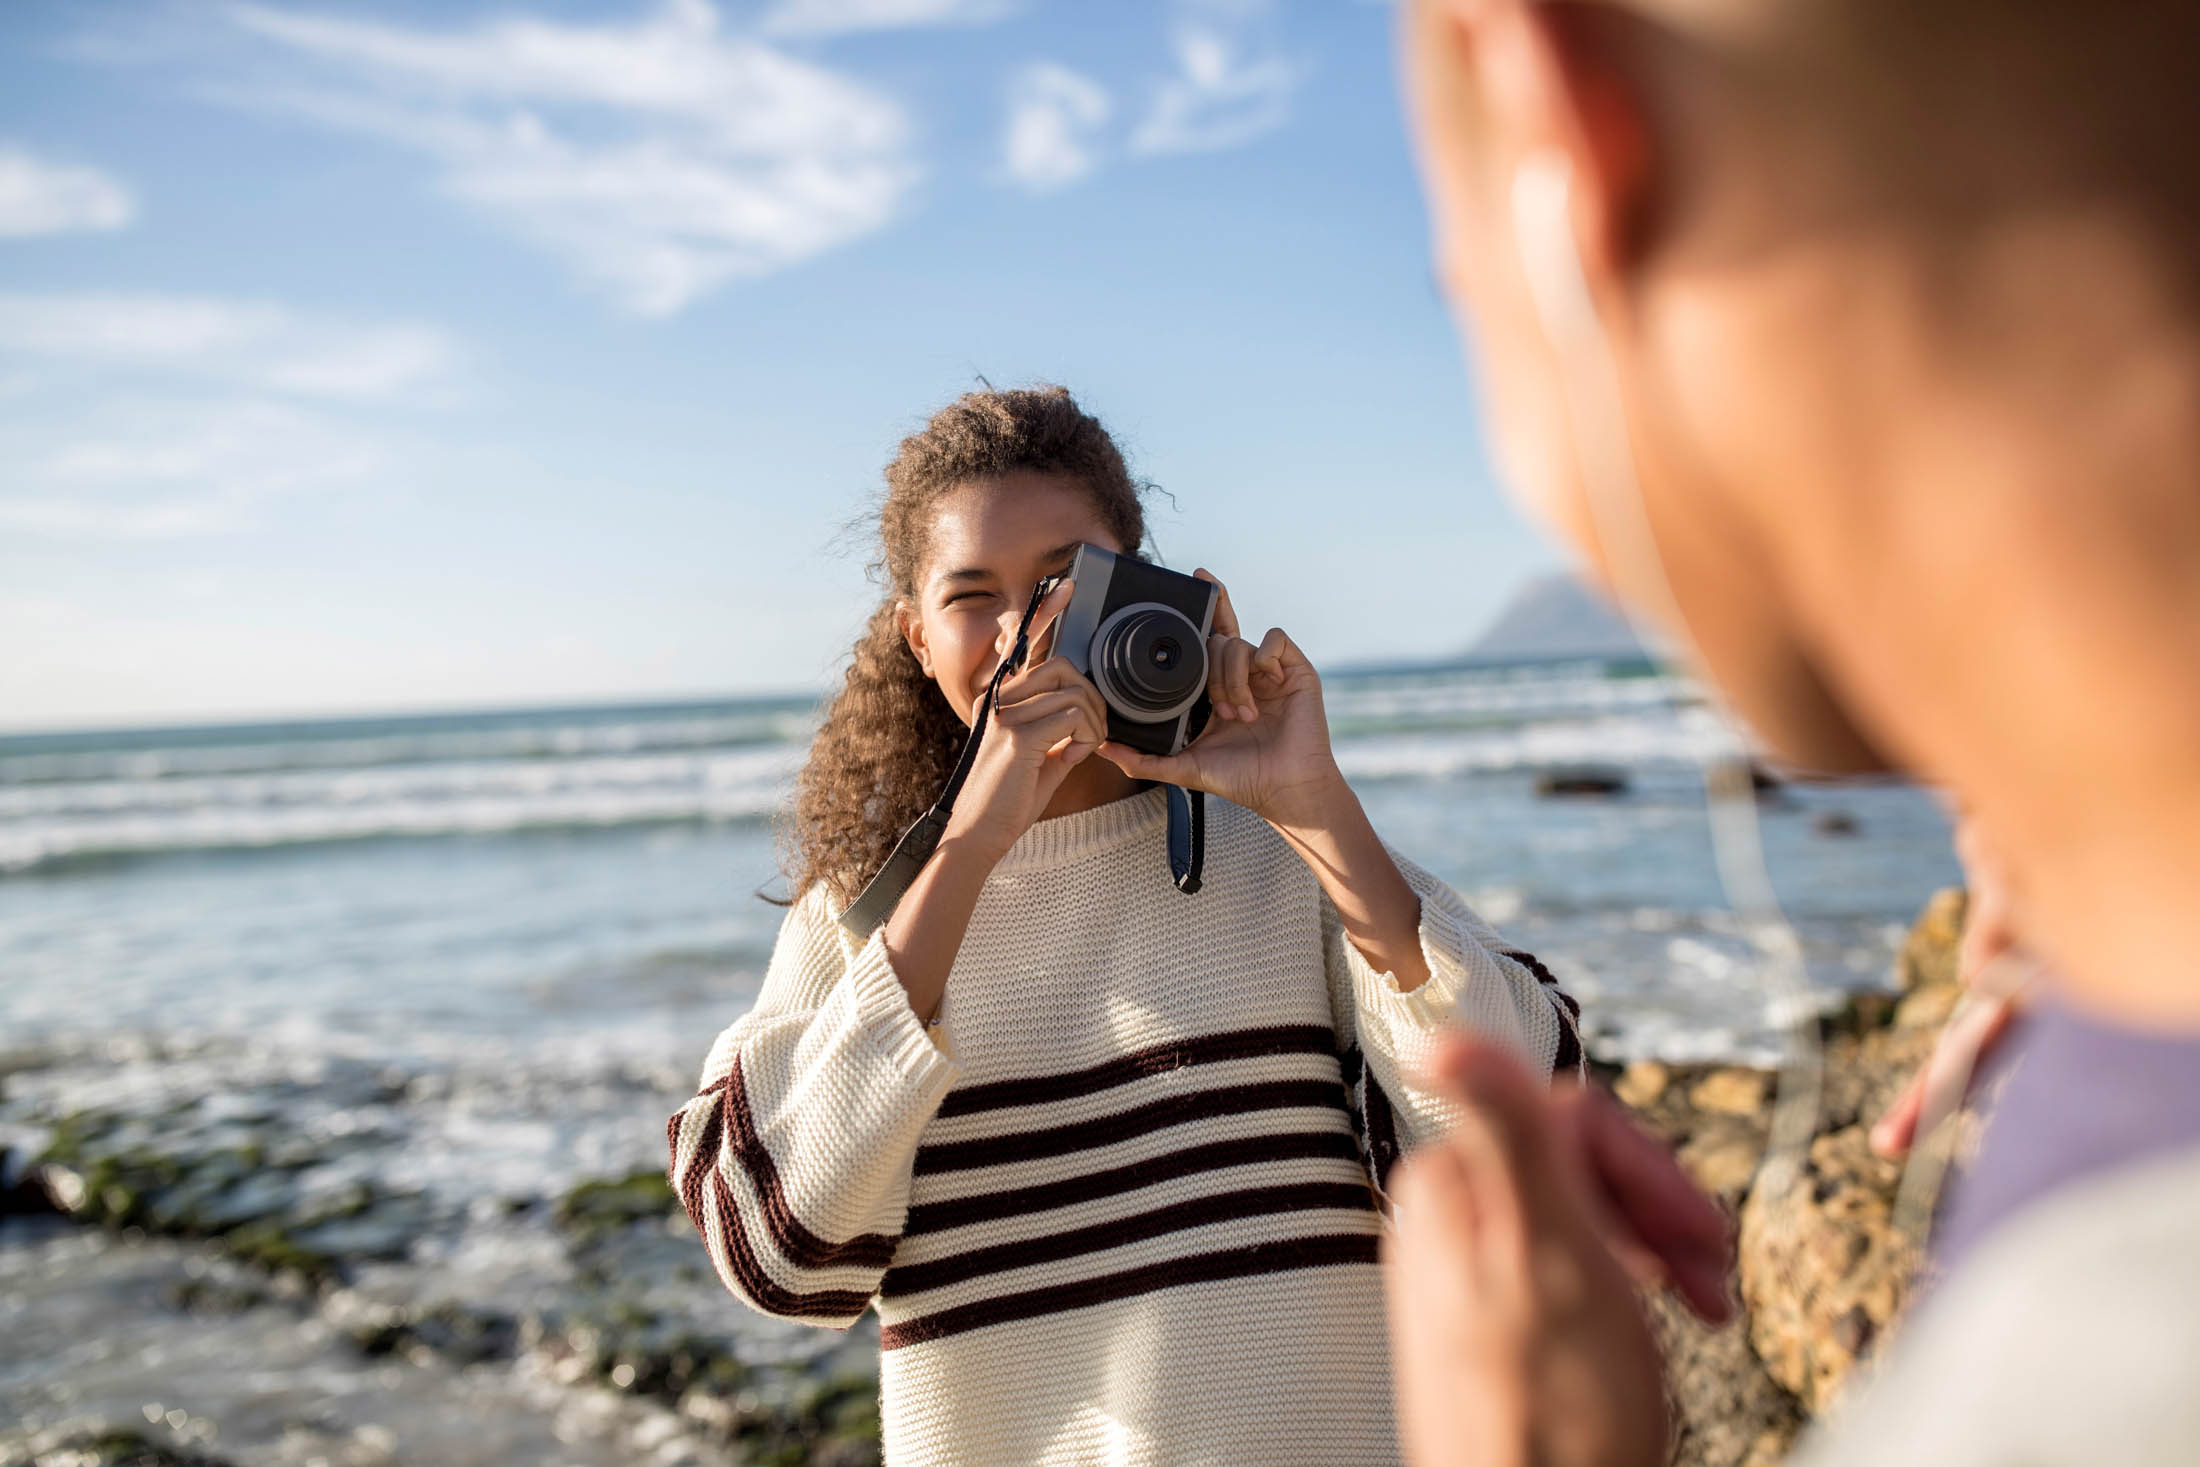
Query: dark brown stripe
669 1099 722 1240
1501 949 1561 986
937 1024 1337 1118
878 1232 1381 1349
1503 949 1586 1073
685 1058 900 1271
915 1077 1348 1176
880 1181 1375 1298
904 1129 1361 1236
703 1162 875 1321
1362 1071 1402 1194
1554 1013 1583 1074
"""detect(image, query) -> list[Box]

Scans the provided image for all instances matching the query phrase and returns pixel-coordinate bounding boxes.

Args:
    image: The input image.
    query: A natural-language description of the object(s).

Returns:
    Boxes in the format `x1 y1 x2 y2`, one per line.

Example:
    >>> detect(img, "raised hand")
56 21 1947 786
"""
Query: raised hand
940 579 1111 864
1386 1037 1683 1467
1096 570 1346 830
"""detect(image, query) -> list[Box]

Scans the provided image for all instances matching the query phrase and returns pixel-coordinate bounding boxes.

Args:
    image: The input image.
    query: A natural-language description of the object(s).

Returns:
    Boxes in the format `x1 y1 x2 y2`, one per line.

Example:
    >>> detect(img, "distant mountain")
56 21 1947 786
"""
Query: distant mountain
1465 573 1647 662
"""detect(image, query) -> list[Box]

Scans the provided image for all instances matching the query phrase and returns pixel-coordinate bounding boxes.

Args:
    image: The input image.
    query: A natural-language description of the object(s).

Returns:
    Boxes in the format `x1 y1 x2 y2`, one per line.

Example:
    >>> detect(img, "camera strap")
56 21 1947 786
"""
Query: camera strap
1165 785 1204 894
839 577 1206 940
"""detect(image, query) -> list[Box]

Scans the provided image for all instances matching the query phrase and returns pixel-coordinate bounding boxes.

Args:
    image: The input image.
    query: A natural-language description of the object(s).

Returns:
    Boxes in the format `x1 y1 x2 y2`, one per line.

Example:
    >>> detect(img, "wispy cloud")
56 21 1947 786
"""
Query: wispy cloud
0 292 454 401
0 144 135 237
0 292 446 539
1132 1 1303 156
216 0 918 317
760 0 1018 37
0 399 383 539
1001 64 1111 194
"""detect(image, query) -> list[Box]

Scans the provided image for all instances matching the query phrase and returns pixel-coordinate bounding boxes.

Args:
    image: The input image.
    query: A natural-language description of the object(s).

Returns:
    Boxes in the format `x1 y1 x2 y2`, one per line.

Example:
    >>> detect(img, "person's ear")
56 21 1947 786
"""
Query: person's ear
898 601 935 679
1421 0 1653 298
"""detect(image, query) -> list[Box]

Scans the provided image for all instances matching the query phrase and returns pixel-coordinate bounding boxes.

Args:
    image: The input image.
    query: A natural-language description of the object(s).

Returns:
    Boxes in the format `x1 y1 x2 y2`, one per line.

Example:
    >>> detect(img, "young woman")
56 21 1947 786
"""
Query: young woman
667 386 1582 1466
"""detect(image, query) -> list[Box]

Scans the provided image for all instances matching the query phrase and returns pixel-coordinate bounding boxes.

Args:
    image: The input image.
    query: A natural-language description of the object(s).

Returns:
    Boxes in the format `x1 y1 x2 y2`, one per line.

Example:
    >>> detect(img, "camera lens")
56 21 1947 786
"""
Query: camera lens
1092 604 1207 722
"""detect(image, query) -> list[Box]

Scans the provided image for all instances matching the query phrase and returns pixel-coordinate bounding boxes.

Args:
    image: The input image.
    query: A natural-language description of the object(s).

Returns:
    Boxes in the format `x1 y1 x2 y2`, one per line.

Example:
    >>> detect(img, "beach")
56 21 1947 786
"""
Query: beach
0 659 1960 1465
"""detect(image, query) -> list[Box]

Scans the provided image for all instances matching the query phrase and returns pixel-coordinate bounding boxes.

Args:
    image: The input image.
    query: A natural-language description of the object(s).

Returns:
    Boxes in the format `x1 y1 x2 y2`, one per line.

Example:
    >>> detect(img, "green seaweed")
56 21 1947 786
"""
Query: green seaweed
552 1168 679 1243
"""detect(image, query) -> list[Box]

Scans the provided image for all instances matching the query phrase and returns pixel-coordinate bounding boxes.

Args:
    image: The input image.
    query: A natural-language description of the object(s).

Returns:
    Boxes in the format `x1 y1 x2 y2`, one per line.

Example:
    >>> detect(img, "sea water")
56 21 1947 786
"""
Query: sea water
0 660 1957 1463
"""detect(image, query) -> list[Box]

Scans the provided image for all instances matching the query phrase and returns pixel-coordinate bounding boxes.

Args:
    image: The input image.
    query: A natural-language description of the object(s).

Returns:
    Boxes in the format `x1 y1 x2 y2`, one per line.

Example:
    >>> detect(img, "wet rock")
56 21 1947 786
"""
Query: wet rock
0 1146 66 1218
555 1169 680 1246
0 1427 237 1467
1534 765 1630 797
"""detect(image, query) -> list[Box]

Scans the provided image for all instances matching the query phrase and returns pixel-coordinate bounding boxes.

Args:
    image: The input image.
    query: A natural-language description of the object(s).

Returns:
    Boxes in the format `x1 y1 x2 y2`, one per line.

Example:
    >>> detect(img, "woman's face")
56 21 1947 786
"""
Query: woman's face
900 473 1125 728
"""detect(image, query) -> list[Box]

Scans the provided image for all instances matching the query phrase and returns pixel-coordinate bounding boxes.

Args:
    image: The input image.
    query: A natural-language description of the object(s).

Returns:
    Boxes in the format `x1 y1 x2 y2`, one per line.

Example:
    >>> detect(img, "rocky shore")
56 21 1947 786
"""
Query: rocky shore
0 1054 881 1467
3 891 1970 1467
1608 887 1970 1466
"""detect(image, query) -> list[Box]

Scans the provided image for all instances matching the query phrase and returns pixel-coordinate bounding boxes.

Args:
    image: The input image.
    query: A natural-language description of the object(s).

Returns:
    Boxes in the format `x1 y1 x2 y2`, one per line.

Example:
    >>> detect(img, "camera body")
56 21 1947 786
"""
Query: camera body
1053 544 1219 757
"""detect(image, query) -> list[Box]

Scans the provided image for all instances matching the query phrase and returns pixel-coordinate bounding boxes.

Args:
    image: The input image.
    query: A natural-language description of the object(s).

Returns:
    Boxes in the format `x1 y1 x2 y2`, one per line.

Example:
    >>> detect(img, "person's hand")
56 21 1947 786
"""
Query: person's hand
939 580 1109 865
1096 571 1346 831
1870 811 2036 1160
1387 1037 1694 1467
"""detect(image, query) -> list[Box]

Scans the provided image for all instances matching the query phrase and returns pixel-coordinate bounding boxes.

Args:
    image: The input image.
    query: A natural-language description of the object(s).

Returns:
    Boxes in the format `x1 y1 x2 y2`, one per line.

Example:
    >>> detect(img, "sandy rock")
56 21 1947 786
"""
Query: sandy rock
1612 885 1969 1463
1689 1070 1770 1118
1677 1124 1765 1204
1894 887 1968 1026
1614 1061 1671 1108
1647 1292 1805 1467
1738 1127 1918 1413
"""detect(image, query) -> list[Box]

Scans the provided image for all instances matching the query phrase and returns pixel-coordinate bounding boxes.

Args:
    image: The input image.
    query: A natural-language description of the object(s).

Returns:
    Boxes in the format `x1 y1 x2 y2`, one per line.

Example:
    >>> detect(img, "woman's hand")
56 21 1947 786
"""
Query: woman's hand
1096 571 1346 831
938 580 1110 866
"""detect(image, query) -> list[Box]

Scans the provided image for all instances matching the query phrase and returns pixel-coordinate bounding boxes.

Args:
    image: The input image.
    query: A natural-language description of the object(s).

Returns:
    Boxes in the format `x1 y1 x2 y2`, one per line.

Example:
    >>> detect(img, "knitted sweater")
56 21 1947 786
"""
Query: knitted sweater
667 788 1582 1466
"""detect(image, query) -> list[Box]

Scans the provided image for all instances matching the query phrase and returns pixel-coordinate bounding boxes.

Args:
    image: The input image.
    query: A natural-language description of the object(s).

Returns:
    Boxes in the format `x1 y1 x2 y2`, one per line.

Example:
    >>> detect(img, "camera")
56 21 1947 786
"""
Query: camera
1052 544 1219 756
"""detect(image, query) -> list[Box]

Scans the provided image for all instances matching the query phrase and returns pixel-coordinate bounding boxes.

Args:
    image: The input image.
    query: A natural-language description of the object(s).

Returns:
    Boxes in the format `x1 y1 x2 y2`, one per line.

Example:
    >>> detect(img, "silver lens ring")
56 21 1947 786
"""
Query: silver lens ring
1090 601 1209 724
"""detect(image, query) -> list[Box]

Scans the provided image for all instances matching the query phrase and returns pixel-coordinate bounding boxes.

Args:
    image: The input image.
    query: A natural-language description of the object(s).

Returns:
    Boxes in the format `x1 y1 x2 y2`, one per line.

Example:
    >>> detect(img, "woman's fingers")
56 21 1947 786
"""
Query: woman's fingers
997 690 1106 749
1249 626 1299 693
1097 740 1200 789
1193 568 1239 640
997 577 1078 670
1207 634 1257 721
1000 646 1101 703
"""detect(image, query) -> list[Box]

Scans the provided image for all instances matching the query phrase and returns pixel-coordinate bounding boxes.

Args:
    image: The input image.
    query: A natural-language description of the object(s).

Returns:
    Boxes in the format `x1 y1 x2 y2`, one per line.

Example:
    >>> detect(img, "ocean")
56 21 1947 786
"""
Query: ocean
0 661 1957 1464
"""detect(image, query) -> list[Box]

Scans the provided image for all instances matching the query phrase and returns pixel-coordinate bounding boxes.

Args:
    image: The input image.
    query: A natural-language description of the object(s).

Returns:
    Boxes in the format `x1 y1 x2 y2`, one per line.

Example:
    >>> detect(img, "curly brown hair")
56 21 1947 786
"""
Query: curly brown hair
783 385 1149 905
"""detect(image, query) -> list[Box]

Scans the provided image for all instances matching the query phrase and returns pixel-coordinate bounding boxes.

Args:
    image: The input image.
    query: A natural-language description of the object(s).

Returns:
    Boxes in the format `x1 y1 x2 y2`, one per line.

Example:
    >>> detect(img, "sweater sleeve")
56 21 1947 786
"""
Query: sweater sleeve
666 885 960 1328
1322 847 1585 1197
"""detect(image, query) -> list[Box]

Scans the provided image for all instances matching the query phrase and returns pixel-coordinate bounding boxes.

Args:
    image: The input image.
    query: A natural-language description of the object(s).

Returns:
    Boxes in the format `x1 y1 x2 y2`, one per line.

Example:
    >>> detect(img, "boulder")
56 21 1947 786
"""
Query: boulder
1535 766 1631 797
1737 1127 1917 1413
1612 886 1970 1462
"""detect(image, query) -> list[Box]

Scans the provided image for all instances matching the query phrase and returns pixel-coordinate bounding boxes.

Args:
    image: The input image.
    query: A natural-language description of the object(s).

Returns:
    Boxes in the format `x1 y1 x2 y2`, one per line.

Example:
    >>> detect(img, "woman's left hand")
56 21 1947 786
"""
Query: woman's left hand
1096 570 1346 832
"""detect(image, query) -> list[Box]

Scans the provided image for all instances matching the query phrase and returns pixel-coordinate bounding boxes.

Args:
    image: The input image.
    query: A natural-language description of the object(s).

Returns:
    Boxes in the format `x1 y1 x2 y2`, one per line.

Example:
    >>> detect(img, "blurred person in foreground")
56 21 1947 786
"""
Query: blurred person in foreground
1386 0 2200 1464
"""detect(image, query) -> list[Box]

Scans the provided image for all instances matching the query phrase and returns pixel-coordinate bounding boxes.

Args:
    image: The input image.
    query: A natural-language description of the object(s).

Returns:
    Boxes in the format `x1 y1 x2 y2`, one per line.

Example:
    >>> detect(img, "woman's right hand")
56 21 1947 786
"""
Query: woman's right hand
938 585 1110 866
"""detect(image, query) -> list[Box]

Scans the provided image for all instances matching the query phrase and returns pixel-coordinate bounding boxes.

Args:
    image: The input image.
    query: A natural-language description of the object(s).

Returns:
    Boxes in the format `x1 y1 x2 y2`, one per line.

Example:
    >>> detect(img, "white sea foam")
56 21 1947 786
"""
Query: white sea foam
1333 705 1744 781
0 745 803 872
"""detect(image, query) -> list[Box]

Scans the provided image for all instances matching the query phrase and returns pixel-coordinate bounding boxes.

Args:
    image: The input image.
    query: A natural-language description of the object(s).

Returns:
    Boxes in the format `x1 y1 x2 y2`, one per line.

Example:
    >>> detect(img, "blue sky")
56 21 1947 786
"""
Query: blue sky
0 0 1556 731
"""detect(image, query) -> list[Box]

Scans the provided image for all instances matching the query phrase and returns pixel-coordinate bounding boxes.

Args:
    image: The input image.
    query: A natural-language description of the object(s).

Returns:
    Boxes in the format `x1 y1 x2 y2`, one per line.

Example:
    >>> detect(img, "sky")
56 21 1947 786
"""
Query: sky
0 0 1560 733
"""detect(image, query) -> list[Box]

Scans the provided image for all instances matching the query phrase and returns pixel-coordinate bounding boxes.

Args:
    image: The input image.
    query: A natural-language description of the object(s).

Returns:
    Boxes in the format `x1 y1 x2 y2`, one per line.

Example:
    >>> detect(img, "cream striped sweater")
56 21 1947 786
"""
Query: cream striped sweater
667 787 1582 1466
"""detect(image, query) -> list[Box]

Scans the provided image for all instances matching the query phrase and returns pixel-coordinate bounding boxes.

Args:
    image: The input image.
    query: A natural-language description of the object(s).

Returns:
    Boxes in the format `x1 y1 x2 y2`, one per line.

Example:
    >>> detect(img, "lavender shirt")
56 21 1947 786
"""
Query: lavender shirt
1932 997 2200 1276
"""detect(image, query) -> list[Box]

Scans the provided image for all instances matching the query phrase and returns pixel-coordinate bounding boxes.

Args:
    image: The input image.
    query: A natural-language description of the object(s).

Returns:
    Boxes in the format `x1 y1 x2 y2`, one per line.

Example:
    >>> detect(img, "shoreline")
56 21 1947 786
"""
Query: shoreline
1 889 1971 1467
